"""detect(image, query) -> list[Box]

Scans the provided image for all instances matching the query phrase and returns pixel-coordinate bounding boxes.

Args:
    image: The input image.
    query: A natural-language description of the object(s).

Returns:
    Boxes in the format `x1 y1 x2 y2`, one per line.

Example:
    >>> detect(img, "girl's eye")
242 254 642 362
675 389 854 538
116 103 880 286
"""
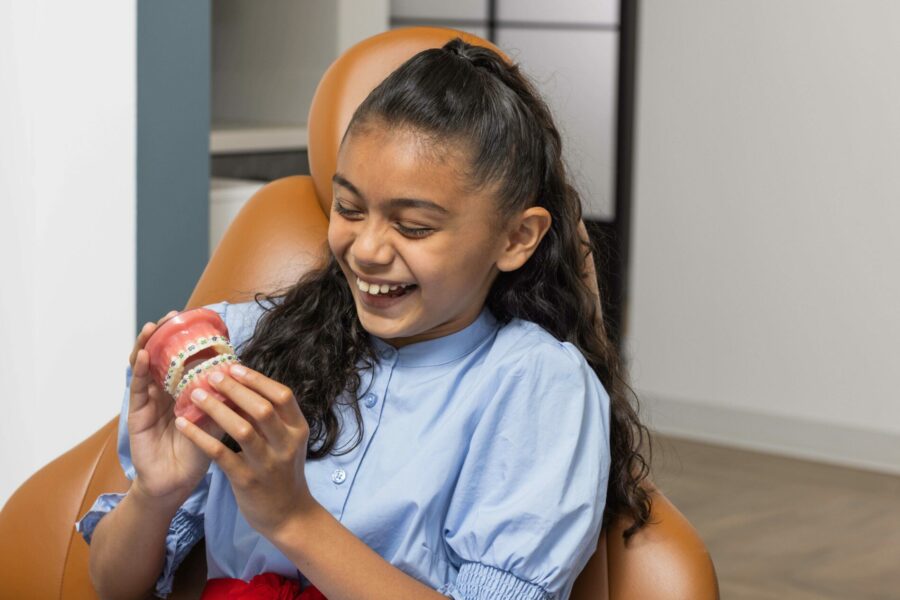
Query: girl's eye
395 223 434 238
333 200 361 218
334 199 433 238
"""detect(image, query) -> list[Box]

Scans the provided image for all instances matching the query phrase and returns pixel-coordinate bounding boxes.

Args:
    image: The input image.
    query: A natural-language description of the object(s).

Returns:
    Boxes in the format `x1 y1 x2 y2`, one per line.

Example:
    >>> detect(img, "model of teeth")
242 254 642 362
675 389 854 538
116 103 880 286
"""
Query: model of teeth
144 307 240 425
355 276 415 296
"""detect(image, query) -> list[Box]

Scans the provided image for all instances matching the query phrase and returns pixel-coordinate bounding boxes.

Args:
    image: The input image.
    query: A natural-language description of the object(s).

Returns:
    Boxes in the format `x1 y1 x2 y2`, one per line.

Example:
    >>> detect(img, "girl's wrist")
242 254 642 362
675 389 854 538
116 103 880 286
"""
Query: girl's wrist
129 477 194 515
267 499 324 552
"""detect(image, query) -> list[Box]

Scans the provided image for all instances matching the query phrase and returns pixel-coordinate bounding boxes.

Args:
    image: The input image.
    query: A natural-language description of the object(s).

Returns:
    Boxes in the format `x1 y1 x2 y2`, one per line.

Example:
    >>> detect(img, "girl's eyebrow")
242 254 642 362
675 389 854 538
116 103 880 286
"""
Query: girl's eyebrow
332 173 450 215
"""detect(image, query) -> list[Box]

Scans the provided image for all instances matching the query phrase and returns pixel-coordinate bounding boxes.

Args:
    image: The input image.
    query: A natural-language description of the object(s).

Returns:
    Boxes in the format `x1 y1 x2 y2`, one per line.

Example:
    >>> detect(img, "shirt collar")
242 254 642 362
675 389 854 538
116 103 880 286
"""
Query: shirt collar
370 305 499 367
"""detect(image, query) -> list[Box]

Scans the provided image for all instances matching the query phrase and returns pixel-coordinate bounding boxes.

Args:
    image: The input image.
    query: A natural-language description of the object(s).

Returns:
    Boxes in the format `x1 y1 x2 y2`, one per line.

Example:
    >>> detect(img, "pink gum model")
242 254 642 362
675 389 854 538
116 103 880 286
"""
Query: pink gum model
144 308 240 425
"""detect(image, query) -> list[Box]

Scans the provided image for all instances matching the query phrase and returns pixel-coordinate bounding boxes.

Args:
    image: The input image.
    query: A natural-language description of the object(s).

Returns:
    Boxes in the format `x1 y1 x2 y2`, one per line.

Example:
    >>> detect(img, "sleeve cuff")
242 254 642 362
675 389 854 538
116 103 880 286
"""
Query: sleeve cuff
74 492 126 544
73 493 205 600
438 562 551 600
152 507 205 598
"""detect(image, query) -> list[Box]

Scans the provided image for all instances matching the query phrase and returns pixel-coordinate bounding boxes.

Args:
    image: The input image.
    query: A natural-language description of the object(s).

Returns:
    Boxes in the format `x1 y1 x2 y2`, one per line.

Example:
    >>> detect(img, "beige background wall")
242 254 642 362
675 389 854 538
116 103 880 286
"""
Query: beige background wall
627 0 900 473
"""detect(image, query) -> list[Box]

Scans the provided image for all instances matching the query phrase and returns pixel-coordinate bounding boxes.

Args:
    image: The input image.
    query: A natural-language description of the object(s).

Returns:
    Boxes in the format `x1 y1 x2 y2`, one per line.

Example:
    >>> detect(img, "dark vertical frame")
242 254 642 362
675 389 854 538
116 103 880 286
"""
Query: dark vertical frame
487 0 497 41
607 0 637 347
136 0 211 333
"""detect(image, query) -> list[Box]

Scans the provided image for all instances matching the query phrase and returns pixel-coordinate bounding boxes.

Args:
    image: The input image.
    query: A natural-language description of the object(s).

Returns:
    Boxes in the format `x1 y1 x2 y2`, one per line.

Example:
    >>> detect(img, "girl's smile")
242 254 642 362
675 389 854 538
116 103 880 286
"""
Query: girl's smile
354 274 419 309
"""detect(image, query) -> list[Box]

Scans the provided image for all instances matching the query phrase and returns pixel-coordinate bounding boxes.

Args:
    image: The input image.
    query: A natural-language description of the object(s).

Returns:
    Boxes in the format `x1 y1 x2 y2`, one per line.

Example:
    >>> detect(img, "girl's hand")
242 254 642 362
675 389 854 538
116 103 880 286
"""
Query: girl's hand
127 310 225 505
174 364 316 539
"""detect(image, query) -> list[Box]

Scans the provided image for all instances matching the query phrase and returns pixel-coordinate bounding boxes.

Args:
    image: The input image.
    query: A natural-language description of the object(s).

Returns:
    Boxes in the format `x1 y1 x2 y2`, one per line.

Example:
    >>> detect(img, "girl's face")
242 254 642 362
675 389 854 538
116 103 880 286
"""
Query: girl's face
328 124 509 348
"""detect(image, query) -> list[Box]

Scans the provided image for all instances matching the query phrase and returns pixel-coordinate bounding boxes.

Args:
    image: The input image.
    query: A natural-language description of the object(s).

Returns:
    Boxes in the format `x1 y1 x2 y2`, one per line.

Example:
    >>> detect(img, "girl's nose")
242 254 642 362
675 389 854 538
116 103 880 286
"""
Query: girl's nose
351 223 394 267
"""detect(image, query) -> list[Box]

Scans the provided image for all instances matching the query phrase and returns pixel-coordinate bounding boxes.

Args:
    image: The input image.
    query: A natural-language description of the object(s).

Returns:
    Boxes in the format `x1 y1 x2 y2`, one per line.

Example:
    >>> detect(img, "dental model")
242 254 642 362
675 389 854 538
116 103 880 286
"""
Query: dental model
144 307 240 425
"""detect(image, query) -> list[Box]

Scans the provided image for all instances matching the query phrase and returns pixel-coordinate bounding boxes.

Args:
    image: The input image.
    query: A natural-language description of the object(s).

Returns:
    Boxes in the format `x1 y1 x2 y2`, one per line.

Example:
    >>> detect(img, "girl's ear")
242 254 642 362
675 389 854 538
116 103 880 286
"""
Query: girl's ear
496 207 552 272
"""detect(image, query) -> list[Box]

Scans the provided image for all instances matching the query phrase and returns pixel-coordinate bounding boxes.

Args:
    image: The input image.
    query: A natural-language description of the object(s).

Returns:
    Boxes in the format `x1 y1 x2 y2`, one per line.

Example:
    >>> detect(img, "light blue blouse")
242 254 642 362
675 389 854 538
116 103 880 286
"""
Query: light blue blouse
76 300 611 600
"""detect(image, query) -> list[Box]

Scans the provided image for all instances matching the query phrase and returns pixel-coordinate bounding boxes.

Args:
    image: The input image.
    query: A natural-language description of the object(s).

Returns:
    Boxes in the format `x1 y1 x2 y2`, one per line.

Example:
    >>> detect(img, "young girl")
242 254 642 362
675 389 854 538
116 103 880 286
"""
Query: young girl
76 37 652 600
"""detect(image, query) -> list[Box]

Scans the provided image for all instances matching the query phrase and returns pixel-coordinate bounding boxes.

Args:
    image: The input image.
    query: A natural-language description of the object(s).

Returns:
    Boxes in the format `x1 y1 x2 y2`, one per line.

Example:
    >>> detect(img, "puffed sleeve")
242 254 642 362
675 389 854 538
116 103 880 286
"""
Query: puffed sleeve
438 340 611 600
74 300 239 598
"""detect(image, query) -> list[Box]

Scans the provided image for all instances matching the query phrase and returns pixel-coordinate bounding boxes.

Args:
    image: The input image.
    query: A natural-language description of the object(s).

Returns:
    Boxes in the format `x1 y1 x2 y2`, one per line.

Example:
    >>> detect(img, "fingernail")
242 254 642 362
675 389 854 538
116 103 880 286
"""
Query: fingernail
191 388 207 402
167 310 178 316
230 364 247 377
175 416 188 429
209 372 224 384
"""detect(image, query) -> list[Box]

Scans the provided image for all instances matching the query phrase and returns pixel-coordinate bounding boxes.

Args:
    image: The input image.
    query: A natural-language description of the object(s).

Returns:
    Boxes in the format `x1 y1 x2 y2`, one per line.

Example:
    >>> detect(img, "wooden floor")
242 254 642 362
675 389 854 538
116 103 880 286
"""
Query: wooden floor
651 435 900 600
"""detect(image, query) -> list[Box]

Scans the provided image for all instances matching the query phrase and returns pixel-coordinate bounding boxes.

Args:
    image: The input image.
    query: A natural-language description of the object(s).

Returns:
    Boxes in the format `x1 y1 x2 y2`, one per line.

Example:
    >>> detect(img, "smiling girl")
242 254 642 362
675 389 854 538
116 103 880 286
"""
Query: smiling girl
77 37 652 600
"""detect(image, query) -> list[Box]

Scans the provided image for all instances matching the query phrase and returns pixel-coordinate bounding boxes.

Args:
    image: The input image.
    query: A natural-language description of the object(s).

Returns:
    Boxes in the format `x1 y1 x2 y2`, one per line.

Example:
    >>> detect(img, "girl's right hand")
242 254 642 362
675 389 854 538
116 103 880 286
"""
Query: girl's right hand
126 310 226 505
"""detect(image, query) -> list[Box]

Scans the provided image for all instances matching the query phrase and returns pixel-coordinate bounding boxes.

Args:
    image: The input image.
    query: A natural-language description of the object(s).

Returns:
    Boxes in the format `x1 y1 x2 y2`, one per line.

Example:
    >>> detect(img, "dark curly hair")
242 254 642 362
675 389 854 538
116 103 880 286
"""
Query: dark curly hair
234 37 653 542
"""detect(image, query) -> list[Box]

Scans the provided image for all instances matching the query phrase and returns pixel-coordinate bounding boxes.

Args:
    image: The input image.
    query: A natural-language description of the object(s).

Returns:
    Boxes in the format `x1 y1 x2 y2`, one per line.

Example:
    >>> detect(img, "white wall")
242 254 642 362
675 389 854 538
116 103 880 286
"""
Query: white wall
0 0 136 507
627 1 900 473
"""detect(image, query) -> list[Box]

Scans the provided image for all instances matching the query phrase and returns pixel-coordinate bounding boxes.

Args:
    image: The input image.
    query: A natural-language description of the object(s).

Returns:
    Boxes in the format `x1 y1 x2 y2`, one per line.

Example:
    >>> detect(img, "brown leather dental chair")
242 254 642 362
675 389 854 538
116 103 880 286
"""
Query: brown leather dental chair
0 27 719 599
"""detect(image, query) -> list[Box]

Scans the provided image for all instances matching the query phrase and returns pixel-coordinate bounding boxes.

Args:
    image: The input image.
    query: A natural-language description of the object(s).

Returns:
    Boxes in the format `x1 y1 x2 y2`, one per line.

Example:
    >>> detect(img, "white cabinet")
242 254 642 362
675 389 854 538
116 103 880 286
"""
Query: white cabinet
211 0 389 155
209 177 266 255
497 0 618 25
391 0 487 21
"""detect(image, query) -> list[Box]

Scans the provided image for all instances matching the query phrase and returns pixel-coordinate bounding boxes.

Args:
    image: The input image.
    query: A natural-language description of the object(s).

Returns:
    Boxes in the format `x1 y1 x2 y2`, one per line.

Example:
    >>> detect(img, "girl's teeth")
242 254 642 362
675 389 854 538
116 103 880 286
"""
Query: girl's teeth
356 276 413 295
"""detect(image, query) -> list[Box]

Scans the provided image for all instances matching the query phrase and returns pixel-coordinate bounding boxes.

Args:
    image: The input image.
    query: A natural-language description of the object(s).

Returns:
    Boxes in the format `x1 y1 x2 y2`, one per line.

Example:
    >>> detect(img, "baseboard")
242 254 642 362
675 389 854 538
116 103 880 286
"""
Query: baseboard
638 393 900 476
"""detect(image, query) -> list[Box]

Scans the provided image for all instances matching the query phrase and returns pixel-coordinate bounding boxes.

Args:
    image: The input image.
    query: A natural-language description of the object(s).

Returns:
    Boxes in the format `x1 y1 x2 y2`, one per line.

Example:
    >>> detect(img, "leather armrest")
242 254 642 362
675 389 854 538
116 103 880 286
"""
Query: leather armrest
606 489 720 600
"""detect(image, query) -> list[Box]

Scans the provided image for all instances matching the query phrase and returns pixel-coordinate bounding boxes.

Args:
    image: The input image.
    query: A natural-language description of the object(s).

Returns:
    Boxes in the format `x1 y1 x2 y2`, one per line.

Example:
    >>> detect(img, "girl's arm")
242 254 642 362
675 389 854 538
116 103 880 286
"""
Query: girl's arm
271 504 446 600
84 311 218 599
88 482 187 600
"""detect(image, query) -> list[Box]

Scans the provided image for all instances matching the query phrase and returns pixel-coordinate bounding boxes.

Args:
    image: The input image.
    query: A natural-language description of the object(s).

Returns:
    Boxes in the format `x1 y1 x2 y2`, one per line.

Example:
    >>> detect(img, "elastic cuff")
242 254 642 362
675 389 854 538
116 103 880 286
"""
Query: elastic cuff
438 562 551 600
74 492 127 544
153 508 205 598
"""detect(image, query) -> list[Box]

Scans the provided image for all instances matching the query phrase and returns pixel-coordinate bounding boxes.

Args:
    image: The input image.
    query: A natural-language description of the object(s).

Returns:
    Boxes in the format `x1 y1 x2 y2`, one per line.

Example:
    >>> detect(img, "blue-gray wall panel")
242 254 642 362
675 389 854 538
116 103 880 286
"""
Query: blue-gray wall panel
137 0 210 331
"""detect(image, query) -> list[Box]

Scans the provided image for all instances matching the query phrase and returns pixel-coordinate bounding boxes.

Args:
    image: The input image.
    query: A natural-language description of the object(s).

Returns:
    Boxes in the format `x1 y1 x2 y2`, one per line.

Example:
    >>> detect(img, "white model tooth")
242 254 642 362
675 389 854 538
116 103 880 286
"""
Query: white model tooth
389 284 400 291
369 284 381 295
357 278 369 293
379 283 390 293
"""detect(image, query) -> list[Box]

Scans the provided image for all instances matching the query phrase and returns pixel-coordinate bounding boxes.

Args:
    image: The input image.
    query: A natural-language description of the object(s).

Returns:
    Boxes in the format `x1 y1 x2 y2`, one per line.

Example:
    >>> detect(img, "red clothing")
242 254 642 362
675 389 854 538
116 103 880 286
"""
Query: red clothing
200 573 327 600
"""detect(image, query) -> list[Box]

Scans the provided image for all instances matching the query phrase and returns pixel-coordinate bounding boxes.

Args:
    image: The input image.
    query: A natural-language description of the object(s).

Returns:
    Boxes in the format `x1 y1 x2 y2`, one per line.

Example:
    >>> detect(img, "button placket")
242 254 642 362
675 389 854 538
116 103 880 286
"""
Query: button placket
329 353 395 519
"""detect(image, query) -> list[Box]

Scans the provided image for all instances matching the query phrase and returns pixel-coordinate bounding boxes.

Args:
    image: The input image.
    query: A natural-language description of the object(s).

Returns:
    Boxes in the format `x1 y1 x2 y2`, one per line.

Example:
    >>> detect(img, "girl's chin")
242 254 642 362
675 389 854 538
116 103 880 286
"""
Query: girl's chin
356 310 424 343
358 313 408 335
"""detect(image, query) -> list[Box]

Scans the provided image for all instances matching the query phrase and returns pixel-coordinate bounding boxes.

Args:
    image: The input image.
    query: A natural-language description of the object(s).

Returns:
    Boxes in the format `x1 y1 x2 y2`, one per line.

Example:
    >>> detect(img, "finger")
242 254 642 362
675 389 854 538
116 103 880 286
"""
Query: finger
129 349 153 413
130 322 157 367
189 388 267 457
174 415 245 477
157 309 179 325
225 365 305 429
207 372 289 445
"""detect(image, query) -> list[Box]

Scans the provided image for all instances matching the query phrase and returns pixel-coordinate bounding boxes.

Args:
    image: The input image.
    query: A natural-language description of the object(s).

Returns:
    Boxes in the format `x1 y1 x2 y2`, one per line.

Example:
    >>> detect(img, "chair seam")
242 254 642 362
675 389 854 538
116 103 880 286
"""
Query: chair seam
58 419 119 598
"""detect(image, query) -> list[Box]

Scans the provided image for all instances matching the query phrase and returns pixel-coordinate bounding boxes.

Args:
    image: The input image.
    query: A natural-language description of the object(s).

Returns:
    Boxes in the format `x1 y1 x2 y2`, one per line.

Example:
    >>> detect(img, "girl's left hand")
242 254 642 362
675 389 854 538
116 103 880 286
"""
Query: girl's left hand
175 364 317 539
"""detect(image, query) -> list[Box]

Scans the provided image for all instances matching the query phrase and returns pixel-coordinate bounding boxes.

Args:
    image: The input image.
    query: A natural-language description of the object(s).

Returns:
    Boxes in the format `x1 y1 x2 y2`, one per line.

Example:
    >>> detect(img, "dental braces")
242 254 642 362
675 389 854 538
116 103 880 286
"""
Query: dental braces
163 335 234 393
173 353 240 398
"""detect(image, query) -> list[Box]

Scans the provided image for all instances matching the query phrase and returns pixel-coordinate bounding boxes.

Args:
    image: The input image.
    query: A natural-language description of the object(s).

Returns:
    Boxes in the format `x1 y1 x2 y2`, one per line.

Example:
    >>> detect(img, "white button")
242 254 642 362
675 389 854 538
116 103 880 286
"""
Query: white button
363 393 377 408
331 468 347 484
